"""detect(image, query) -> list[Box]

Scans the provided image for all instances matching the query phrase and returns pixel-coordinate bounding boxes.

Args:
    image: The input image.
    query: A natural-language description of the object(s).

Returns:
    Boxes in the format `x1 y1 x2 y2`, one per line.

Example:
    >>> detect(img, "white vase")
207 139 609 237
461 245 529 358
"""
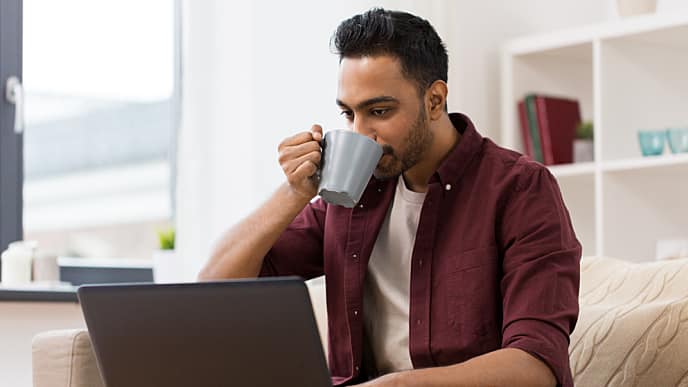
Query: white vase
617 0 657 17
1 244 33 286
574 139 594 163
152 249 182 283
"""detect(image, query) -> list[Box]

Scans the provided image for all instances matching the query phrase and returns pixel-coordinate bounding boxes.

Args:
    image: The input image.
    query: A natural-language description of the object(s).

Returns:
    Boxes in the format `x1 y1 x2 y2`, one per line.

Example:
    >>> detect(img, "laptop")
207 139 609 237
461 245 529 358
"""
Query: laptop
77 277 332 387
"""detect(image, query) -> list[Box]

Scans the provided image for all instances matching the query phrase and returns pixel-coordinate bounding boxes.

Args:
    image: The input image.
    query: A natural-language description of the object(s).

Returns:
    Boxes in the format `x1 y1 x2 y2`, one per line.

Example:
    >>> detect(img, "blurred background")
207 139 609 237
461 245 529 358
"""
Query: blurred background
4 0 685 274
2 1 688 385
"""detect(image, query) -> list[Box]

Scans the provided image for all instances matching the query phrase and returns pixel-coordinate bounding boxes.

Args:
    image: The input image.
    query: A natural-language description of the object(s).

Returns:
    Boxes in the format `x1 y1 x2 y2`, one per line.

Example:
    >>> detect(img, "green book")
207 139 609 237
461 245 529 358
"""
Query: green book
524 94 544 163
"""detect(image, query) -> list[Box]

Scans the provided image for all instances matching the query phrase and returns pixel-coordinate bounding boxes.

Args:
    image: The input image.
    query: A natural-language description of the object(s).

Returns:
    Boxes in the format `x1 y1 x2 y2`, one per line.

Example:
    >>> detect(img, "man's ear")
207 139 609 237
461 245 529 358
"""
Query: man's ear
426 80 448 120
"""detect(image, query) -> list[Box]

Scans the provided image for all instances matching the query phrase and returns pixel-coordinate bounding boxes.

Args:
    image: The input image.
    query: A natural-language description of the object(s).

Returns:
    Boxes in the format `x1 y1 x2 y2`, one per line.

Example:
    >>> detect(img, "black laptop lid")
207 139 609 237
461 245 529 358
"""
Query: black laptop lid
77 277 331 387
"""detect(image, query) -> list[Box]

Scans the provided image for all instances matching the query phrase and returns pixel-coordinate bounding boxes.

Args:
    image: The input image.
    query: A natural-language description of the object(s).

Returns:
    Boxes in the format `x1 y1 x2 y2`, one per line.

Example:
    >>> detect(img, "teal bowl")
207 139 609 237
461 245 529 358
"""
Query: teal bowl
638 130 666 156
667 128 688 154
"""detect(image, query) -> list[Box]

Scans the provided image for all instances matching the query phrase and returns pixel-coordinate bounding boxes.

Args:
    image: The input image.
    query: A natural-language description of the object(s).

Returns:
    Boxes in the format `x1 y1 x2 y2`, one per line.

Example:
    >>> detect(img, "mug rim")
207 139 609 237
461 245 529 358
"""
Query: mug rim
323 129 381 149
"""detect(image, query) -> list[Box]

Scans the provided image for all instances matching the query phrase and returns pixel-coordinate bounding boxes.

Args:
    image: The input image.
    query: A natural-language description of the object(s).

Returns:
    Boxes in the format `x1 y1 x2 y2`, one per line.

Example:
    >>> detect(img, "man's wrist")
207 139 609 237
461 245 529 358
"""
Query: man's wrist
280 183 314 208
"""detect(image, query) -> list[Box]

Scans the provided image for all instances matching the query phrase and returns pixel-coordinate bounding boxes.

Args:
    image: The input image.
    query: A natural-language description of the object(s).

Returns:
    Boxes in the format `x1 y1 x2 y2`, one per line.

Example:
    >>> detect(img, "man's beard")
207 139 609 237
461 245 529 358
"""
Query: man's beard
373 106 433 180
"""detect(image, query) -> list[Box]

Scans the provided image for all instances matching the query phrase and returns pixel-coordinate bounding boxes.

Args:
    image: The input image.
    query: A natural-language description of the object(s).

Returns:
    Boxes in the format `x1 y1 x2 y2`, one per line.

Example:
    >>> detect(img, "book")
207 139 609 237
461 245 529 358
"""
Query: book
517 101 534 159
524 94 544 163
534 95 581 165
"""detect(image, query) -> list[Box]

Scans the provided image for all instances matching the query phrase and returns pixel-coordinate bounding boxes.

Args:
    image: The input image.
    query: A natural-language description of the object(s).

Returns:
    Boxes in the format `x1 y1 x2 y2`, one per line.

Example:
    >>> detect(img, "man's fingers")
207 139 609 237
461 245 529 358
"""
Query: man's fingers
279 131 316 149
277 126 323 196
279 124 323 149
291 159 319 182
282 151 321 175
278 141 321 165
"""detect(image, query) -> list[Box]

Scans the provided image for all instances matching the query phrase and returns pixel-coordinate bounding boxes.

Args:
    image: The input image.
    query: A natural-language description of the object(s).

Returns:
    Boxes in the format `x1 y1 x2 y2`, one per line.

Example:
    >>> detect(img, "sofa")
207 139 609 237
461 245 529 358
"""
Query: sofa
32 257 688 387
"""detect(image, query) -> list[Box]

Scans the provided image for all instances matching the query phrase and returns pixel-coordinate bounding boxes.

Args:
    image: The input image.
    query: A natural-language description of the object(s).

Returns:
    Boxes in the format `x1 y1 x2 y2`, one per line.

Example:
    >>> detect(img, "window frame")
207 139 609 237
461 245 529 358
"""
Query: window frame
0 0 24 271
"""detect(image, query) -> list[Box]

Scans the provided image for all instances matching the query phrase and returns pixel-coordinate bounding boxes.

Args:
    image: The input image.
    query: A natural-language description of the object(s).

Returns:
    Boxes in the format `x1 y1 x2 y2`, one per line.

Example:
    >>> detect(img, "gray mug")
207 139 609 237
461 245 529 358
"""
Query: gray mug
318 130 383 208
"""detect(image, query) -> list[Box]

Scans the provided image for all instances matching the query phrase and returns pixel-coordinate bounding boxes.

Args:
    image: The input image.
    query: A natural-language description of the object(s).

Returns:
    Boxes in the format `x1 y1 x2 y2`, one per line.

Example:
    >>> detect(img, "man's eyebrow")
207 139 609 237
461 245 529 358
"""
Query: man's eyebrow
336 96 400 110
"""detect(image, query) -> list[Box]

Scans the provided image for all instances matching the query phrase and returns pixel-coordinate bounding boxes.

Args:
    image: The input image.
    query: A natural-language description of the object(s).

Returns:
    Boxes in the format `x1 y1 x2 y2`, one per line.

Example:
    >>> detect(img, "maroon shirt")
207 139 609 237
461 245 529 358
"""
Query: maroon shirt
260 113 581 386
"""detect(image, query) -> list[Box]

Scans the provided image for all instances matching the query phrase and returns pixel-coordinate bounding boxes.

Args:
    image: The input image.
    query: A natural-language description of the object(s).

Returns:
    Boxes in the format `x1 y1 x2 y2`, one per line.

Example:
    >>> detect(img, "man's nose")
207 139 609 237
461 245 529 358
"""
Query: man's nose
353 117 376 141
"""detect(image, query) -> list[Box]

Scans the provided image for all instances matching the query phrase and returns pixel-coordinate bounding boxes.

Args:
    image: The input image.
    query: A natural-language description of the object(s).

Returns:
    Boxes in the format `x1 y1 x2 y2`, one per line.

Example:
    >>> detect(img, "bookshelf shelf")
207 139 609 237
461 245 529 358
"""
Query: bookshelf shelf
504 12 688 56
602 154 688 173
548 162 596 178
501 13 688 261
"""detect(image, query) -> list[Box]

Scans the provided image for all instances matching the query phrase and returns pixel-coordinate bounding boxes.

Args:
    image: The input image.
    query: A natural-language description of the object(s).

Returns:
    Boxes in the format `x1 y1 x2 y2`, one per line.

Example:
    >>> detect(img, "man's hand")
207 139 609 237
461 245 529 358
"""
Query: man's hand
350 372 405 387
277 124 323 200
348 348 555 387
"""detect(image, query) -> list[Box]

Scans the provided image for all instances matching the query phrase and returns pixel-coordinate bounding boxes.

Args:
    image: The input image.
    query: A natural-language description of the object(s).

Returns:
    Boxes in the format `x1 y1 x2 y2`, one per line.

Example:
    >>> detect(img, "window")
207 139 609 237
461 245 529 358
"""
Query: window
1 0 180 262
0 0 23 261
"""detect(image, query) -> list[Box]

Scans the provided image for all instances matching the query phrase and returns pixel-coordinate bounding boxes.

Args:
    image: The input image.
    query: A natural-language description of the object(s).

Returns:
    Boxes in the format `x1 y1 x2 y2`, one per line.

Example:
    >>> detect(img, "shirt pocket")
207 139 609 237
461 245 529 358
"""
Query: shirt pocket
444 246 500 341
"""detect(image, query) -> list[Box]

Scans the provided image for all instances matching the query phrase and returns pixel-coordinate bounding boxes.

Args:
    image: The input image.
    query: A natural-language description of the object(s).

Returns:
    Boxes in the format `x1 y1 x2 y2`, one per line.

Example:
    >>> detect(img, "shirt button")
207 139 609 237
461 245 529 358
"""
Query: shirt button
355 365 360 372
377 188 382 193
352 253 358 259
416 319 422 325
354 310 359 316
419 259 423 267
445 184 452 191
359 203 364 208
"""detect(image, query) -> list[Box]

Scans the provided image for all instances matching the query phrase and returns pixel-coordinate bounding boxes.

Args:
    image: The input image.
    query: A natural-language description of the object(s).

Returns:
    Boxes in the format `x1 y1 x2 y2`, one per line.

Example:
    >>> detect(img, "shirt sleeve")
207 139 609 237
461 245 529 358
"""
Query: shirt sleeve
258 198 327 280
498 159 581 387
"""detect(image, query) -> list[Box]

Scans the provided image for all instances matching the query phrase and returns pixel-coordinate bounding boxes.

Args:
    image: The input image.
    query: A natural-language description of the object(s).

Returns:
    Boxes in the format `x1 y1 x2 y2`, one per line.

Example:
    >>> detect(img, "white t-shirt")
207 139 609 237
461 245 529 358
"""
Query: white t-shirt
363 175 426 374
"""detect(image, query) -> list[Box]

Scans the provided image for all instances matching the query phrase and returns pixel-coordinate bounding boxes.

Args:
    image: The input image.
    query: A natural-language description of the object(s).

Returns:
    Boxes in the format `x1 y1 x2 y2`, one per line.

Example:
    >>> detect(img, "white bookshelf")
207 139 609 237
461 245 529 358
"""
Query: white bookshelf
501 12 688 261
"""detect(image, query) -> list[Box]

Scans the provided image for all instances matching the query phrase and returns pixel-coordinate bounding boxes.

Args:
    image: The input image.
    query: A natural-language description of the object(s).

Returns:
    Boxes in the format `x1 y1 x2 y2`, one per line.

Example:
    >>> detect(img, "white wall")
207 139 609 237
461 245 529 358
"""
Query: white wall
176 1 610 275
446 1 607 137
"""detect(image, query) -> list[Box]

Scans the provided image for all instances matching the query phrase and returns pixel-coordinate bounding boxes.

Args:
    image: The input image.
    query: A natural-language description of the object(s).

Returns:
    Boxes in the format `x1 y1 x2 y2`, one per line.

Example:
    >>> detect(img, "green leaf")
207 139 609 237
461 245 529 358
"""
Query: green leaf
576 121 594 140
157 228 175 250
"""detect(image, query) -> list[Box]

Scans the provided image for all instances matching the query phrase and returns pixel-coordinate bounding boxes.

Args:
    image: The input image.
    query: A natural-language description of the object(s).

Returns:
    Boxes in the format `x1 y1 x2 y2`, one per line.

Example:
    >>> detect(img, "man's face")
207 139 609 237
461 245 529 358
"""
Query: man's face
336 55 433 180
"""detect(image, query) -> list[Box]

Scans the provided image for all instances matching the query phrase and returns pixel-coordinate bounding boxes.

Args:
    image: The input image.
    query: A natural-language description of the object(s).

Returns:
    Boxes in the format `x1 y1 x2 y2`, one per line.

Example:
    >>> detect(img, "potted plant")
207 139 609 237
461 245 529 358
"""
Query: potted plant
574 121 594 163
152 227 180 283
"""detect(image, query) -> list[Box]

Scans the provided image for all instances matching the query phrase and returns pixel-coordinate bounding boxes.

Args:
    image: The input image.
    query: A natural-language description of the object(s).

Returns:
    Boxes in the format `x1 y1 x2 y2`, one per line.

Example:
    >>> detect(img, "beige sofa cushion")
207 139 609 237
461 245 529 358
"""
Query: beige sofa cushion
571 256 688 386
32 329 104 387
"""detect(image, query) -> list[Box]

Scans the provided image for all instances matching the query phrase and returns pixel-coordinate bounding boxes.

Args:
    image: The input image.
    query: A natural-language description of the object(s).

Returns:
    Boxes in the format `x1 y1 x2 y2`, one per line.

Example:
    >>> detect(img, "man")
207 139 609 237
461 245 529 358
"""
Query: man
199 8 580 387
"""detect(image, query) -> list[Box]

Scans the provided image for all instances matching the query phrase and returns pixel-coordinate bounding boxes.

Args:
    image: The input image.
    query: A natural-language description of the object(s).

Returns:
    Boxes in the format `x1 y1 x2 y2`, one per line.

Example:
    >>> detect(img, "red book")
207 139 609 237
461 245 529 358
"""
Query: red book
534 95 581 165
517 101 534 158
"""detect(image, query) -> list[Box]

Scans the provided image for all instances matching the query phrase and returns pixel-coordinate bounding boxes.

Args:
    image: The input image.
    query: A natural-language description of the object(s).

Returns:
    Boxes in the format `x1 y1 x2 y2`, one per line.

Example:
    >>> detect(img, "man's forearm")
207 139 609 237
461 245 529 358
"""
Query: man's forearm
359 348 556 387
197 183 311 280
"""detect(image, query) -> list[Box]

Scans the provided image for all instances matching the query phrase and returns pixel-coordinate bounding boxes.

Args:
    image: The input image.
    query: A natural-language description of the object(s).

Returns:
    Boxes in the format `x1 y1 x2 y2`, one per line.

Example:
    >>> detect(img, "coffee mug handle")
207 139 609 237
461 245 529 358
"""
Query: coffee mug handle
314 137 326 182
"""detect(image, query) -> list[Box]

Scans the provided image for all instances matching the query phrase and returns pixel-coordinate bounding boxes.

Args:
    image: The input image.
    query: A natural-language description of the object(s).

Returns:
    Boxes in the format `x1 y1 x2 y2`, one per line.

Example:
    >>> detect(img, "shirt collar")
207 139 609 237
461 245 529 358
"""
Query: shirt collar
433 112 484 186
370 112 484 190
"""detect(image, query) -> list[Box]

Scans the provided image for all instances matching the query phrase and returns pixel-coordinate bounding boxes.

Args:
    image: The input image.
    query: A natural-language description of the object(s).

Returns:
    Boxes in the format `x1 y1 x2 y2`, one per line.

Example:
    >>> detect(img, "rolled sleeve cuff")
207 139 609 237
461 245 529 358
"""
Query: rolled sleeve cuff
503 319 573 387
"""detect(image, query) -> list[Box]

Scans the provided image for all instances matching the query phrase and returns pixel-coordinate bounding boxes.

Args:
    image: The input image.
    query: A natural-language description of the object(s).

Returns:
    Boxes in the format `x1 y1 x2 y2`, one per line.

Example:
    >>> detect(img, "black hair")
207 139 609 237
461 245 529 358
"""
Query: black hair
332 8 448 95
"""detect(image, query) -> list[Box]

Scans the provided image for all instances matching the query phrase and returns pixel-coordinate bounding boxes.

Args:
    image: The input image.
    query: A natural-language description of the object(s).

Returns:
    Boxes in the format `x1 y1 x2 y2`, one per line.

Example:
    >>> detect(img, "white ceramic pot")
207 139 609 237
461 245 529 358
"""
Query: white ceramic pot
152 249 182 283
1 245 33 286
574 139 594 163
617 0 657 17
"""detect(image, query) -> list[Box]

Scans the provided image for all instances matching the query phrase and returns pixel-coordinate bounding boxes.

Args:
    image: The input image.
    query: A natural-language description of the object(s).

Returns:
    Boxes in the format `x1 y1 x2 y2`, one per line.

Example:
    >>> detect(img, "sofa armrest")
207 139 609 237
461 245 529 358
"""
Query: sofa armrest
32 329 104 387
571 256 688 386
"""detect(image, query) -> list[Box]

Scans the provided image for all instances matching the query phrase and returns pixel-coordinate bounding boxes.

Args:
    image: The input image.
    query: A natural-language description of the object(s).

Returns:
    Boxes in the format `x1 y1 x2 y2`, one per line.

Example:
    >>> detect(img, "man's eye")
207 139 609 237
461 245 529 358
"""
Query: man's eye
340 110 353 120
371 108 389 117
